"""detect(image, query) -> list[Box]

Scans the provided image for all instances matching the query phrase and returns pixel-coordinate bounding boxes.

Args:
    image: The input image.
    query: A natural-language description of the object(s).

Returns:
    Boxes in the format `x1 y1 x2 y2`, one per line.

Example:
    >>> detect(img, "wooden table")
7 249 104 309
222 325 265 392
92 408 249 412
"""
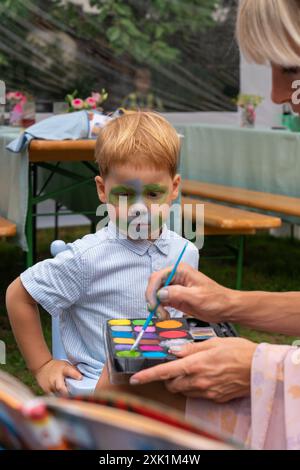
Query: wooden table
27 140 98 266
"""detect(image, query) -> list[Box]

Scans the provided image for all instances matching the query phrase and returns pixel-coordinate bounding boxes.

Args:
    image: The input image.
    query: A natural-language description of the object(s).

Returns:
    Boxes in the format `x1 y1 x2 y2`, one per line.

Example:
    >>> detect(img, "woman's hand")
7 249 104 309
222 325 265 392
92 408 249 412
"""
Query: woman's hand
146 263 235 323
130 338 257 403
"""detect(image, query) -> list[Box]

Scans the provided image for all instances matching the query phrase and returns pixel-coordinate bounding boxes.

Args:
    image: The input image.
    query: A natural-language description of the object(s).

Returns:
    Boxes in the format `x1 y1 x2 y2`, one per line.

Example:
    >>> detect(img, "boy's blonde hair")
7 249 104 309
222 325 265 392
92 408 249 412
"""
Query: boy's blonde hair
236 0 300 67
95 111 180 177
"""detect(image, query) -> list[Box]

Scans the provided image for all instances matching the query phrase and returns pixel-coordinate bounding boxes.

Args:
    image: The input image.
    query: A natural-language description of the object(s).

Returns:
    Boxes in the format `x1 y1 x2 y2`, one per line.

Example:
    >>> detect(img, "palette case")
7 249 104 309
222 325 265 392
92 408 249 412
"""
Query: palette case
105 317 237 384
105 318 194 384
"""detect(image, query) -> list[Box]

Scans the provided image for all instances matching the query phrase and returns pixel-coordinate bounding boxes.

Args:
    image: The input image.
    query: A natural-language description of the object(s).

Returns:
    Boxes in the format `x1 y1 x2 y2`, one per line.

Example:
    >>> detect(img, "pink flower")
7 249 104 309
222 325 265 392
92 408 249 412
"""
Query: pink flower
71 98 84 110
14 91 24 100
6 92 16 100
91 92 102 104
85 97 97 109
6 91 25 101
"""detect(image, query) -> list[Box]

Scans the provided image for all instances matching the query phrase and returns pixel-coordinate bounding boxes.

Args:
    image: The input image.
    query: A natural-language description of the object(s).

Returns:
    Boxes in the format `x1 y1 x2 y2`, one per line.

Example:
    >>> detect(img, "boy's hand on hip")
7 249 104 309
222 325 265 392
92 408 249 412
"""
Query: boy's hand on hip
34 359 82 395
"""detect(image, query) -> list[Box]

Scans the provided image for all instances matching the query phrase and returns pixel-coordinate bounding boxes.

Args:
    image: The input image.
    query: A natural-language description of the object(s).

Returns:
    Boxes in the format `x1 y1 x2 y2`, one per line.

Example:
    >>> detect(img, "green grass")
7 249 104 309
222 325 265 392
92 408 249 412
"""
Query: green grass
0 227 299 394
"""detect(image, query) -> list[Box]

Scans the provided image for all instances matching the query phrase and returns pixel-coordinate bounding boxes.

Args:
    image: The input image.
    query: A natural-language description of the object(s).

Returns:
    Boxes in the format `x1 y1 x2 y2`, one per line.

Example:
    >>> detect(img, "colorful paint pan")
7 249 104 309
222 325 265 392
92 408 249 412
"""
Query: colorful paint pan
134 326 155 333
140 333 157 339
156 320 182 329
142 352 167 358
132 319 153 326
140 345 164 352
111 332 134 338
114 344 132 351
140 339 159 345
109 319 131 326
110 326 132 332
113 338 135 345
190 327 216 340
159 330 187 339
116 351 141 358
159 338 192 349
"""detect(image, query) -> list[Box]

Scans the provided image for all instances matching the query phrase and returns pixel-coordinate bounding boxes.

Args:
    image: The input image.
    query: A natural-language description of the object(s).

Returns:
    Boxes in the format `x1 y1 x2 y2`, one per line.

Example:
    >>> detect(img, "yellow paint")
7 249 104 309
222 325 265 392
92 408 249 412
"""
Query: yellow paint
108 319 131 326
113 338 135 344
156 320 182 329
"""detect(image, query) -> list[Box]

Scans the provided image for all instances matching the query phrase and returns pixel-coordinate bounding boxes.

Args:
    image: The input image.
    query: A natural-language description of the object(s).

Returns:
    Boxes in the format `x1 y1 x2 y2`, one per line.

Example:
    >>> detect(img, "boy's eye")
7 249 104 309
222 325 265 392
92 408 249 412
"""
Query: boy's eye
146 191 164 198
111 190 135 197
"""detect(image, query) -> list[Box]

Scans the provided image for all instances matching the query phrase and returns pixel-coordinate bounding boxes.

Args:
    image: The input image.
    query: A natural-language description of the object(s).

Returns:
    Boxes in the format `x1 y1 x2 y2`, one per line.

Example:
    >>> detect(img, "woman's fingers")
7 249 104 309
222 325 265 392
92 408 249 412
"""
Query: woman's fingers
145 267 173 308
170 337 222 356
165 374 209 395
130 353 202 385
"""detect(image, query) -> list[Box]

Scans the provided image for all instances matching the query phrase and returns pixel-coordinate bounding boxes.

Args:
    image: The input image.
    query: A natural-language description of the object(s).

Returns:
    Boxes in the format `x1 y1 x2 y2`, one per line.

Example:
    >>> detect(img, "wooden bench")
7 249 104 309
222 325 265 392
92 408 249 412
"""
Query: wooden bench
181 197 281 289
182 179 300 218
182 196 281 232
0 217 16 239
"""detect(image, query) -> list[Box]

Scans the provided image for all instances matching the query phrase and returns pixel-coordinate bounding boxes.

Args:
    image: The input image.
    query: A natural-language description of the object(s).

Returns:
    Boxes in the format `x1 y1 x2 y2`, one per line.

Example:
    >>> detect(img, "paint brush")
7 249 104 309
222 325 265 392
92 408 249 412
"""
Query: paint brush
131 241 189 351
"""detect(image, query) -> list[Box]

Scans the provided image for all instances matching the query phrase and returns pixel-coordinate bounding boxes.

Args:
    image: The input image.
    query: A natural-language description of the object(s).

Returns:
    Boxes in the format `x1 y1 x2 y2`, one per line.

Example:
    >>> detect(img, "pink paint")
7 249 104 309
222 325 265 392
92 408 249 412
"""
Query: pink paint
139 345 164 352
134 326 156 333
159 331 187 339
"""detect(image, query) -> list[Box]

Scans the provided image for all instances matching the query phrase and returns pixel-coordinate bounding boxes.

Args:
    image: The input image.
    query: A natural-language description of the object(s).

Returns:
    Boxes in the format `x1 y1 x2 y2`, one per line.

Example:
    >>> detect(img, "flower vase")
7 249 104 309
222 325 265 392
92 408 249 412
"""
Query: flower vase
241 105 256 128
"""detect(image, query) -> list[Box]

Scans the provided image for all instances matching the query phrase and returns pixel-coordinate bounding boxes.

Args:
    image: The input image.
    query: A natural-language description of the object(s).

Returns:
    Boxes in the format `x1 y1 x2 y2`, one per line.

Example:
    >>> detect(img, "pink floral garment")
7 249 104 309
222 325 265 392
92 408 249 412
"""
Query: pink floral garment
186 343 300 450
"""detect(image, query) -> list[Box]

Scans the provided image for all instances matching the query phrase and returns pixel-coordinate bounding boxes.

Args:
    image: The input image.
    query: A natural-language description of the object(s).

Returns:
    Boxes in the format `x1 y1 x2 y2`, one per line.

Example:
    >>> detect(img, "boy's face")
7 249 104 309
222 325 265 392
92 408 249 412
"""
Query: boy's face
95 165 180 240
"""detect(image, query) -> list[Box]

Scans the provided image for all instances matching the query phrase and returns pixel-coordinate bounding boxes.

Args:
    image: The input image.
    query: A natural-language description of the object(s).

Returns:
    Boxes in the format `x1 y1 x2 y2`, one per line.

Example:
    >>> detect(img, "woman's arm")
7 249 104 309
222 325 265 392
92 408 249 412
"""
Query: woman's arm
229 290 300 336
146 263 300 336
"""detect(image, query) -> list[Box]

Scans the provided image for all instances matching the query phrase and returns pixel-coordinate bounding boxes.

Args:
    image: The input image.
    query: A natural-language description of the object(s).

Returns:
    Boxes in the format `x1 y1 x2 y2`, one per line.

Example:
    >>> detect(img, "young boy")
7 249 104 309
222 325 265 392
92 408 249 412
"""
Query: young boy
6 111 199 395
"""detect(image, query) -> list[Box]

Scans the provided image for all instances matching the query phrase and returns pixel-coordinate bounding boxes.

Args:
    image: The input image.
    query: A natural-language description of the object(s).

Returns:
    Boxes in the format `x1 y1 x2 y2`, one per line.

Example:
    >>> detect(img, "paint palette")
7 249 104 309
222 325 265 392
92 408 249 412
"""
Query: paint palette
185 317 238 341
105 318 194 384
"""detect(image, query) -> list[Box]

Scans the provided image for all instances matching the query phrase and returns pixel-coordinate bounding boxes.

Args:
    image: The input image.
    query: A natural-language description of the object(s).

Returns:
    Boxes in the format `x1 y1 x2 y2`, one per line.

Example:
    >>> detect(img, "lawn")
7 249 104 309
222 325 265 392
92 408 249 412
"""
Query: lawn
0 227 299 395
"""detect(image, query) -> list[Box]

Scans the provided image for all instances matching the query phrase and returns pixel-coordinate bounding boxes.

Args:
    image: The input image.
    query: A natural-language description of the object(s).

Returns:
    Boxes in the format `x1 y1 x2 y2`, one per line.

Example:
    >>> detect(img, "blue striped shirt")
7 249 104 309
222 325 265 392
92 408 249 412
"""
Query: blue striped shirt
20 222 199 380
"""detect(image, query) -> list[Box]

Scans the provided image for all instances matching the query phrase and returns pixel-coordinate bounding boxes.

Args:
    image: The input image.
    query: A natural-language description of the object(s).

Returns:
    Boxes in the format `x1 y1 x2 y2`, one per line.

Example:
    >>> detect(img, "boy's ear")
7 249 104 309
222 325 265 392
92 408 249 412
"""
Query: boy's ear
95 176 106 203
171 174 181 201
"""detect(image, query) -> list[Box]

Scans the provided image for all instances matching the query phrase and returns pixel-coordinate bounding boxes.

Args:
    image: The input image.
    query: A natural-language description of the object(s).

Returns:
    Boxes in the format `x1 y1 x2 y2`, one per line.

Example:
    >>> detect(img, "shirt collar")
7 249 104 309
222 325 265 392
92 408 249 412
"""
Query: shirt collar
107 221 170 256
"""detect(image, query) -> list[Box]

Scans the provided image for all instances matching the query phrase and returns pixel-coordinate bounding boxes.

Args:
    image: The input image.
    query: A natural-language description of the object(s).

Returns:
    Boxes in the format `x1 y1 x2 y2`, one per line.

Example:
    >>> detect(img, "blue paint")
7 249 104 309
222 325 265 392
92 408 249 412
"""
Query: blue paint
112 332 134 338
142 352 167 359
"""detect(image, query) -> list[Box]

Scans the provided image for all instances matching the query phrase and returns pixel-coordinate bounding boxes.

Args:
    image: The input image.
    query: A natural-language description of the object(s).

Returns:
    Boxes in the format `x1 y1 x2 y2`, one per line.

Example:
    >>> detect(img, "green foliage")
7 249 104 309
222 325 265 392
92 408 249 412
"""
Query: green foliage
51 0 219 65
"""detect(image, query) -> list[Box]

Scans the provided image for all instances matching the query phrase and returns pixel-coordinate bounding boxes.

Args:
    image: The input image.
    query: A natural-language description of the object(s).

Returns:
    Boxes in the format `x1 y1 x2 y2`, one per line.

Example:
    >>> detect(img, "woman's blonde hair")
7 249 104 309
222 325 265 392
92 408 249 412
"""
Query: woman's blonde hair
236 0 300 67
95 111 180 177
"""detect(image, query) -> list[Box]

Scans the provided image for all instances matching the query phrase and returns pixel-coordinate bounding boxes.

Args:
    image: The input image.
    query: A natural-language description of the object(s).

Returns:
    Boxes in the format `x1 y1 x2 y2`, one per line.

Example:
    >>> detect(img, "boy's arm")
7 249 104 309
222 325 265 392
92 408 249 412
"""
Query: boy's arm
6 277 82 394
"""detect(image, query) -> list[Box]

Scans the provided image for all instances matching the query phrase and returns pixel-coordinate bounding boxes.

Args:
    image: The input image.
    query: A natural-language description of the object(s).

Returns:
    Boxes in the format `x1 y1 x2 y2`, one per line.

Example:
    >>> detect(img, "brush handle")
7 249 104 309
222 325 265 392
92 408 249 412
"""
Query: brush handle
131 242 188 351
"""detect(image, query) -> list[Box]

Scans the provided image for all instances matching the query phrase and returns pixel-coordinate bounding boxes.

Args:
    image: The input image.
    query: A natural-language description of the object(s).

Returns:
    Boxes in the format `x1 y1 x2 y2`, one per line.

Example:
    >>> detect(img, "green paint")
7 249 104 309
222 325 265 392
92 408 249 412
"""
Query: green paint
142 184 168 203
132 319 153 326
108 185 136 205
108 184 169 206
116 350 141 358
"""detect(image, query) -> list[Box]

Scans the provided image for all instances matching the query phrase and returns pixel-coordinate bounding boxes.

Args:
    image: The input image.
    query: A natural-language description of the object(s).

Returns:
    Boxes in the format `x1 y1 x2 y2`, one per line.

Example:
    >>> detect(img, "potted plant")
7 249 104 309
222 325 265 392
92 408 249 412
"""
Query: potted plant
65 89 108 113
235 94 263 128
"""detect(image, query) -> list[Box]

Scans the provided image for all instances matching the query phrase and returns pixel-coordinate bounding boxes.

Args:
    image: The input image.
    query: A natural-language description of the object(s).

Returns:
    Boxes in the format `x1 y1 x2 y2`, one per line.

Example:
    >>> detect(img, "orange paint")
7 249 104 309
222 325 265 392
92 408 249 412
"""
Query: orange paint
156 320 182 329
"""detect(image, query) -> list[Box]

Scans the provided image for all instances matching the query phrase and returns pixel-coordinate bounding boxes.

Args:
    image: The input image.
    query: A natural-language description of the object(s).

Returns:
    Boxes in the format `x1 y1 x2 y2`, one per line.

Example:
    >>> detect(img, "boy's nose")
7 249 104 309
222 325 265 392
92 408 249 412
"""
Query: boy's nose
128 202 148 217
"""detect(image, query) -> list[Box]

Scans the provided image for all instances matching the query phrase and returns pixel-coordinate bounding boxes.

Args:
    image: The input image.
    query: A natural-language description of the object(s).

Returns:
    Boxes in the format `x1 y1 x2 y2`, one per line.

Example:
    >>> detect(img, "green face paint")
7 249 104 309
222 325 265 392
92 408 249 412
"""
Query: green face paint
108 183 169 206
142 184 169 204
108 182 171 237
108 185 136 205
